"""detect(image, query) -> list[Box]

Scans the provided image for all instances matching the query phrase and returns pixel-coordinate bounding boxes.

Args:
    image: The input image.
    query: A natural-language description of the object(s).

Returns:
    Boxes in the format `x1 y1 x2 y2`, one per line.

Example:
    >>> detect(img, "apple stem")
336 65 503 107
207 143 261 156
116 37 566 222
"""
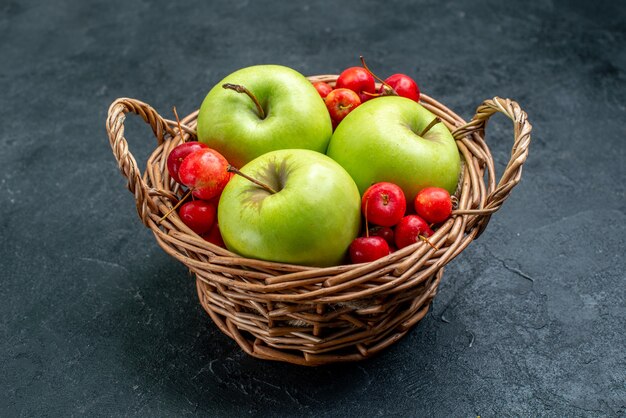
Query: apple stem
418 117 442 137
227 164 278 194
172 106 186 142
158 188 193 223
359 55 397 96
222 83 266 119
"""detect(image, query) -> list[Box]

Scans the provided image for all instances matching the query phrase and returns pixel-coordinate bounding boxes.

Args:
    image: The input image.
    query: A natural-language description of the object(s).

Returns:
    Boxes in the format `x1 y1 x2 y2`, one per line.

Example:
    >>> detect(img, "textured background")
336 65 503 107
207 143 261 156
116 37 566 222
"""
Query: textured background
1 0 625 416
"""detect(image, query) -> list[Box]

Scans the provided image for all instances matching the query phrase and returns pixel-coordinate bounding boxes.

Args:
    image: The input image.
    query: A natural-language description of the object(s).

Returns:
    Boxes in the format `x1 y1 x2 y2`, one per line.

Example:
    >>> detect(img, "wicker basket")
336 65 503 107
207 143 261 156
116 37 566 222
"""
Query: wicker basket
105 75 531 366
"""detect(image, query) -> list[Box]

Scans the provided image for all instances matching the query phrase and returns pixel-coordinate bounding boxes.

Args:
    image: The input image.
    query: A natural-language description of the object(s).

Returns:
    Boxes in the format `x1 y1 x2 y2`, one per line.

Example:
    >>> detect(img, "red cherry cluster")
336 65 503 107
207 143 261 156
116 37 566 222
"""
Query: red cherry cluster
165 139 231 247
312 56 420 128
349 183 453 264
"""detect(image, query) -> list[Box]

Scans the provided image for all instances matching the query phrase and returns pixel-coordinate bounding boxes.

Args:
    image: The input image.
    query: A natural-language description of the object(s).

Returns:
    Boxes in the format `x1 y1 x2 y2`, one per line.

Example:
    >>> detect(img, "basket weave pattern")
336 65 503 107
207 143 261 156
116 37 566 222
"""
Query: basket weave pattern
105 75 531 366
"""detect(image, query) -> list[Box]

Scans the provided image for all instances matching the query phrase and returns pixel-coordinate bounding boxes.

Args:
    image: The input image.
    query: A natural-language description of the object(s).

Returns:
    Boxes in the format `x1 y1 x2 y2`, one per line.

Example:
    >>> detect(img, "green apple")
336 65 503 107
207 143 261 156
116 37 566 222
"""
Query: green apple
218 149 361 267
326 96 462 201
196 65 333 168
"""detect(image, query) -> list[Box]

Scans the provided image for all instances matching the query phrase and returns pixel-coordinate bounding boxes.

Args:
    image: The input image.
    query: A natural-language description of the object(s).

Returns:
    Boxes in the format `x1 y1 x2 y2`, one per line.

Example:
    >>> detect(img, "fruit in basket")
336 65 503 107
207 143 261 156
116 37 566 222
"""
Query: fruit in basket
414 187 453 224
335 66 376 102
202 223 226 248
312 81 333 98
326 96 461 201
324 88 361 127
394 215 434 249
368 226 394 246
196 65 332 168
178 148 231 200
166 141 209 184
349 236 390 263
178 200 216 235
358 57 420 102
380 74 420 102
361 182 406 227
218 149 361 267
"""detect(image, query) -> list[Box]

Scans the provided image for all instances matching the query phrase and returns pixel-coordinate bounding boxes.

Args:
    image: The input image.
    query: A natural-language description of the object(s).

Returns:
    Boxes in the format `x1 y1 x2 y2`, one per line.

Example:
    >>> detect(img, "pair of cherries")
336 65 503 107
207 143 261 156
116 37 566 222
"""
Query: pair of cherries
349 182 453 264
165 141 230 246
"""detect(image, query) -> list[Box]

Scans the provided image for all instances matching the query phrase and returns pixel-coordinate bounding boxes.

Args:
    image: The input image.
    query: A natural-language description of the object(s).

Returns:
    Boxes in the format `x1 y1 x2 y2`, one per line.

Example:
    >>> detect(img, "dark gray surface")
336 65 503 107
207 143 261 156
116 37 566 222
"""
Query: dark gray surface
1 0 625 416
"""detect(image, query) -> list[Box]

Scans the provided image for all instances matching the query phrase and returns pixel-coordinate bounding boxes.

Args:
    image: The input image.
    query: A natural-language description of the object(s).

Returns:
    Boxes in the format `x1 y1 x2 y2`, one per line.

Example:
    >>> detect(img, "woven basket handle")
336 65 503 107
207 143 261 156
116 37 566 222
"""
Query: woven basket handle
451 97 532 233
106 98 176 226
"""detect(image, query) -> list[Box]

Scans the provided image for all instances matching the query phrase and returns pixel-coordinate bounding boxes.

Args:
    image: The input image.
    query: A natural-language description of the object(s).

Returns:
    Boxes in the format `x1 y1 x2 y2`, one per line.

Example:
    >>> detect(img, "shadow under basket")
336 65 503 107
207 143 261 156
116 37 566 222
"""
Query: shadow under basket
105 75 532 366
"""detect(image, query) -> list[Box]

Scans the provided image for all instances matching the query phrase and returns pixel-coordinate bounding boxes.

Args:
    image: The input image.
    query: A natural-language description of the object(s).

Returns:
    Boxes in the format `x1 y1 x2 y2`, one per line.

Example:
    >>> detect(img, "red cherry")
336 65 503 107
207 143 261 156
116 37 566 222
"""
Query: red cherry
335 67 376 103
380 74 420 102
324 88 361 126
207 172 234 203
178 148 230 200
166 142 209 184
368 226 395 246
349 236 390 263
414 187 452 224
178 200 216 235
394 215 434 249
202 222 226 247
312 81 333 98
362 182 406 227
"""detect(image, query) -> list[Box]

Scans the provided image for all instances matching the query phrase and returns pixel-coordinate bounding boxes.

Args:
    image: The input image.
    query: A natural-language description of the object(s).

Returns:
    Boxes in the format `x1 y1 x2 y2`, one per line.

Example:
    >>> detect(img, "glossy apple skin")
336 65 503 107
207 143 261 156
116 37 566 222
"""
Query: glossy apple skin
380 74 420 102
218 149 361 267
326 96 461 202
197 65 333 168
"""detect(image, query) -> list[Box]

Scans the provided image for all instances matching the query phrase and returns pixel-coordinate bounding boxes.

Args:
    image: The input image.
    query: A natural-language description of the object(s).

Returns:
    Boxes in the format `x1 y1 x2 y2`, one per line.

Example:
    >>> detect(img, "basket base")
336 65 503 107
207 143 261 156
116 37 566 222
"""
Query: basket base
195 268 443 366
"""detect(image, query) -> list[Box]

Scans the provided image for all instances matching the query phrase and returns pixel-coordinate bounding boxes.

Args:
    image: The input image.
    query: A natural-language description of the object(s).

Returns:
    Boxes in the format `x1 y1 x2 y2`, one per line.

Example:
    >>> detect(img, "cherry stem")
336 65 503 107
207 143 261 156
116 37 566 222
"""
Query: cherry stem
158 188 193 223
418 117 442 137
359 55 397 95
172 106 185 142
222 83 265 119
419 234 439 251
361 91 383 98
227 165 277 194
